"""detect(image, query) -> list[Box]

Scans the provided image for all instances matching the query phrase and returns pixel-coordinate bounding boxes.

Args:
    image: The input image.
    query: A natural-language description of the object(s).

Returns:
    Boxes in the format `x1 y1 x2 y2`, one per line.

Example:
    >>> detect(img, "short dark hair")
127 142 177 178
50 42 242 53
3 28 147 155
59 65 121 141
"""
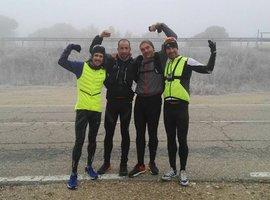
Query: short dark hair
118 39 131 47
139 40 155 50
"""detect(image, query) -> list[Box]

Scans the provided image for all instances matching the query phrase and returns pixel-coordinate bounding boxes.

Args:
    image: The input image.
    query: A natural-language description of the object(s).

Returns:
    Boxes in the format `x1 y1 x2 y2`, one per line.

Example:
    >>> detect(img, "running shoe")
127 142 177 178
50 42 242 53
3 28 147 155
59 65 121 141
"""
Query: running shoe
85 166 98 180
97 162 111 175
148 162 159 175
179 170 189 186
67 173 78 190
119 164 128 176
161 168 177 181
128 164 146 178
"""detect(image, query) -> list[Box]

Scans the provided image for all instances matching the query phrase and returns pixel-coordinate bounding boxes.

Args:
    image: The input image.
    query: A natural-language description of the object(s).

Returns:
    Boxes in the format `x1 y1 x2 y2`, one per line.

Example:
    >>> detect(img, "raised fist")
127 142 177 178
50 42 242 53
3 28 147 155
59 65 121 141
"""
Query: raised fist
208 40 216 54
100 30 111 38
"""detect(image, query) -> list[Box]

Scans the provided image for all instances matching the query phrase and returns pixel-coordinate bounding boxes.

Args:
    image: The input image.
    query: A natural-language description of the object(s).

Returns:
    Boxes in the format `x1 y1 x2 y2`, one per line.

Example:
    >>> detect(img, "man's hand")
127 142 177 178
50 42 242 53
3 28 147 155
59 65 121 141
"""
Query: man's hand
100 30 111 38
68 44 81 52
111 53 117 60
208 40 216 54
148 23 162 33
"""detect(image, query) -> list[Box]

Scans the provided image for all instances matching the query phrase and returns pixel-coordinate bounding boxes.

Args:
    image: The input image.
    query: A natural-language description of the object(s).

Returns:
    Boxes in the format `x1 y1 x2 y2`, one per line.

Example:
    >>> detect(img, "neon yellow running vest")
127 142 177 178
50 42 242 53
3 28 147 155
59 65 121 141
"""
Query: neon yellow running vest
163 55 190 102
75 62 106 112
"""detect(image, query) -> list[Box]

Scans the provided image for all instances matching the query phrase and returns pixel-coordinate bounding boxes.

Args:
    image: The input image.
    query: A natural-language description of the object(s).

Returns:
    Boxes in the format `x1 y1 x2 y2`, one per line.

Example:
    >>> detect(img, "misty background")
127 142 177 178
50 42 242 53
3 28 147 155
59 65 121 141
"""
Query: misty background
0 0 270 94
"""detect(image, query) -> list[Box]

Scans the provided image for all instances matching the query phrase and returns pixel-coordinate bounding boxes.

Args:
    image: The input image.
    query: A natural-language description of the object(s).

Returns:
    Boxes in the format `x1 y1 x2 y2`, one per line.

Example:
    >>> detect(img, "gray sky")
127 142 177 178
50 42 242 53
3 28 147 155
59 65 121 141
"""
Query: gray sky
1 0 270 37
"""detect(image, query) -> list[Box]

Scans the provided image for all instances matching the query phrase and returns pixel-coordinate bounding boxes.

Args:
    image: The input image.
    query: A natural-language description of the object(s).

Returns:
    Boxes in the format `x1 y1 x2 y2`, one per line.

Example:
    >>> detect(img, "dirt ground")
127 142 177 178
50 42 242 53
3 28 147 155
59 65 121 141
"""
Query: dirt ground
0 180 270 200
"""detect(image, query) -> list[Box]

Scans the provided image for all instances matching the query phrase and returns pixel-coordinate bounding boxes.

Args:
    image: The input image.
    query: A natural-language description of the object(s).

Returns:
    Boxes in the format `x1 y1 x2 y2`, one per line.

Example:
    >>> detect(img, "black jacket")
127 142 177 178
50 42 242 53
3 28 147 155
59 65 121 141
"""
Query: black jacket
90 36 136 102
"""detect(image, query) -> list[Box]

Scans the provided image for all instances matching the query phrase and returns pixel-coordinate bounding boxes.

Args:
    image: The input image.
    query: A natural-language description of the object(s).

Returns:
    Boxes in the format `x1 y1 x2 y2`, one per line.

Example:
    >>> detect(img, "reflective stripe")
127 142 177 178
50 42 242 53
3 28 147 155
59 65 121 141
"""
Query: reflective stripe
79 89 101 96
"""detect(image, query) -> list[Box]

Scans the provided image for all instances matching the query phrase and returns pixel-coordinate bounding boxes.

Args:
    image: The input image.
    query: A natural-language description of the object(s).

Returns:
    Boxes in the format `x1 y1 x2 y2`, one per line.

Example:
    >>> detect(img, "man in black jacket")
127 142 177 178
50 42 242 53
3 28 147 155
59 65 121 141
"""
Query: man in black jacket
89 31 136 176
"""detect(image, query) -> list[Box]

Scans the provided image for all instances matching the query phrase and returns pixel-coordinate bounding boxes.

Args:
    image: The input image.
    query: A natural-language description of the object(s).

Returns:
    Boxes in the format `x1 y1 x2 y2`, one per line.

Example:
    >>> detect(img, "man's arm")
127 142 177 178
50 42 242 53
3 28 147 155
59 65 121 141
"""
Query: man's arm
187 40 216 74
58 44 84 78
89 31 111 54
149 23 178 68
149 23 177 39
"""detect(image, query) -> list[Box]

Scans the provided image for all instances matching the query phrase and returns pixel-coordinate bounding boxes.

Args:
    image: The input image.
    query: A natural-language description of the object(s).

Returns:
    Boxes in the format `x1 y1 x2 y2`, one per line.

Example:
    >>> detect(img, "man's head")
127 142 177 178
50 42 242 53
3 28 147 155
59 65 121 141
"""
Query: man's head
164 37 179 59
117 39 131 61
92 45 105 67
139 40 155 59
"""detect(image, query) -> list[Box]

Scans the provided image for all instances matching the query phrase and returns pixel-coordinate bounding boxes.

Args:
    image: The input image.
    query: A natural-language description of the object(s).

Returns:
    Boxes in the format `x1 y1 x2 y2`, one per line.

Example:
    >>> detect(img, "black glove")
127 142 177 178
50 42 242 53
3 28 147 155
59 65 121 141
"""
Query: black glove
67 44 81 52
72 44 81 52
208 40 216 54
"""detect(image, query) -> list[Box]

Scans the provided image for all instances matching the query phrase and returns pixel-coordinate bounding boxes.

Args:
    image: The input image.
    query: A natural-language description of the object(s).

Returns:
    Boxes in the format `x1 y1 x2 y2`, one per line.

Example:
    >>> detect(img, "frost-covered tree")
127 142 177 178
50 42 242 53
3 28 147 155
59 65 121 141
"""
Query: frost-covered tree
189 25 230 47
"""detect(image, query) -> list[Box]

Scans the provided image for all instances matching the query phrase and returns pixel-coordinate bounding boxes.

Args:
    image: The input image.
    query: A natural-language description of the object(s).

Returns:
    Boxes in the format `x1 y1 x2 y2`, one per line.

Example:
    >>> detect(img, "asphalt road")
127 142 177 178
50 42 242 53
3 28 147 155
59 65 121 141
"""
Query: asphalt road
0 87 269 183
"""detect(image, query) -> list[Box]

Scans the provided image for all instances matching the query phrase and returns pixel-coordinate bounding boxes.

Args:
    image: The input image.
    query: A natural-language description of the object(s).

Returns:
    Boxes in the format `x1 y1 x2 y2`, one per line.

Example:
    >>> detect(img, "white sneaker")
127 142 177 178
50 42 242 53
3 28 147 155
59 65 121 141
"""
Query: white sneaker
179 170 189 186
161 168 177 181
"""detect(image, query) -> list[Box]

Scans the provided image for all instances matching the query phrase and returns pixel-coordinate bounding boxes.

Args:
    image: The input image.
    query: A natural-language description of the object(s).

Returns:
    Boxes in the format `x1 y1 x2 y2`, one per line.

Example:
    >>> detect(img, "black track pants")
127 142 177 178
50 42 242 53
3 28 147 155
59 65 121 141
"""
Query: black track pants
71 110 101 173
164 101 189 171
103 101 132 165
134 95 162 165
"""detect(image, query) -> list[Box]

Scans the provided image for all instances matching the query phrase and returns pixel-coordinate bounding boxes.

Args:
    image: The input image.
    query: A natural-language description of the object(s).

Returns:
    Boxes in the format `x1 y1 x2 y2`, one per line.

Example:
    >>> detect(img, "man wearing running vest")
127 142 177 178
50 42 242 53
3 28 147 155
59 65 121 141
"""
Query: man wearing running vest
128 23 177 177
58 44 106 189
159 37 216 186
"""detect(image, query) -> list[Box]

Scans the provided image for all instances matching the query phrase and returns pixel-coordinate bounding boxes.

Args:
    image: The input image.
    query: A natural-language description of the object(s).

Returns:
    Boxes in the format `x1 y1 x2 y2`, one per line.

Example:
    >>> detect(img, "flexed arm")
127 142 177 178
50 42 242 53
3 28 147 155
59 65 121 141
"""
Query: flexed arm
89 30 111 54
149 22 177 39
58 44 84 78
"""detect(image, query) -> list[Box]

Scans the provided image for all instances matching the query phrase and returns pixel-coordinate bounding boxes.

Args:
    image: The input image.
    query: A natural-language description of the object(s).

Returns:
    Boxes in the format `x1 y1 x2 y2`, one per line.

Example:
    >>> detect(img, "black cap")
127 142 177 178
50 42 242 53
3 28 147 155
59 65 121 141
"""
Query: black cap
163 37 178 49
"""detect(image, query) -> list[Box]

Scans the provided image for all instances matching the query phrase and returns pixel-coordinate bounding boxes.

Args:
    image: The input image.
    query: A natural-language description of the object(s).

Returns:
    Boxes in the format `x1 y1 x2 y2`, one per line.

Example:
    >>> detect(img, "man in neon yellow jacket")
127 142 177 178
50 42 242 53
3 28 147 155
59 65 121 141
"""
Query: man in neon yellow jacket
157 36 216 186
58 44 106 189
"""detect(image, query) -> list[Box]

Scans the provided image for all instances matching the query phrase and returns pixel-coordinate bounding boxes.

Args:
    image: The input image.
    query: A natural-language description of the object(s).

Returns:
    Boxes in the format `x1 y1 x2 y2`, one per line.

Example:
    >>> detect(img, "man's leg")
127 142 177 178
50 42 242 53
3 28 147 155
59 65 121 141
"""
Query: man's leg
119 101 132 176
161 102 178 181
134 97 147 165
176 103 189 171
146 96 161 165
84 111 101 180
175 103 189 186
129 97 147 177
71 110 88 174
104 102 118 164
163 103 177 171
87 111 101 167
119 102 132 165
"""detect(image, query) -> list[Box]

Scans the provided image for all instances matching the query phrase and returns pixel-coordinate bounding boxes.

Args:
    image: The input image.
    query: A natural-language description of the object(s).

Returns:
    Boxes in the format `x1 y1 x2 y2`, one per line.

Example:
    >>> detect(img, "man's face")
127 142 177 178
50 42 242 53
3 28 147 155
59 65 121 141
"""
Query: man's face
165 47 179 59
140 43 154 59
117 40 131 61
92 53 104 66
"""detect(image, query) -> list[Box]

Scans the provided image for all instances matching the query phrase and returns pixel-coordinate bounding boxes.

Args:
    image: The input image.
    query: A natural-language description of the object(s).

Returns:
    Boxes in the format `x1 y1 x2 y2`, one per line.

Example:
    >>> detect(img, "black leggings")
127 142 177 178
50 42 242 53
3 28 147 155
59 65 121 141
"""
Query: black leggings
103 100 132 165
72 110 101 173
164 101 189 171
134 95 162 165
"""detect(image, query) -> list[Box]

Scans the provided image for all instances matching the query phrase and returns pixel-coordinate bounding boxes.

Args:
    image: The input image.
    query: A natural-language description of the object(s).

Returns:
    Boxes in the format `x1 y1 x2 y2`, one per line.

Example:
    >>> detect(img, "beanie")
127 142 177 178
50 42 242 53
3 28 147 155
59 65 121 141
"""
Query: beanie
163 37 178 49
92 45 106 56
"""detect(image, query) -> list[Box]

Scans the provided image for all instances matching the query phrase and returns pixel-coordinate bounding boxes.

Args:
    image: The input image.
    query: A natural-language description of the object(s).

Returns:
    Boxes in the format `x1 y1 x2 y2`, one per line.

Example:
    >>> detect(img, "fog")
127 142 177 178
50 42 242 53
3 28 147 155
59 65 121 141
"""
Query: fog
1 0 270 37
1 0 270 93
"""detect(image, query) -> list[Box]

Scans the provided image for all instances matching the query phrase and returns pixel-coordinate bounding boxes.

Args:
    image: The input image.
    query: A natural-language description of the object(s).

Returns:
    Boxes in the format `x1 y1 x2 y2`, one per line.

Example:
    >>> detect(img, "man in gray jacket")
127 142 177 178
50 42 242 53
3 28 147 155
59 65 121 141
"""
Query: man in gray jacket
129 23 177 178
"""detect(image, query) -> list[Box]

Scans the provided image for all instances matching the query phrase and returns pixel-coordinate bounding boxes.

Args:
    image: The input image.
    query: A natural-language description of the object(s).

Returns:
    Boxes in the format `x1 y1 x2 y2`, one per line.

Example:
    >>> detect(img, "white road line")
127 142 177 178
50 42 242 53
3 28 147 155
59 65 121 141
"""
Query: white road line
199 120 270 123
0 174 124 184
250 172 270 179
